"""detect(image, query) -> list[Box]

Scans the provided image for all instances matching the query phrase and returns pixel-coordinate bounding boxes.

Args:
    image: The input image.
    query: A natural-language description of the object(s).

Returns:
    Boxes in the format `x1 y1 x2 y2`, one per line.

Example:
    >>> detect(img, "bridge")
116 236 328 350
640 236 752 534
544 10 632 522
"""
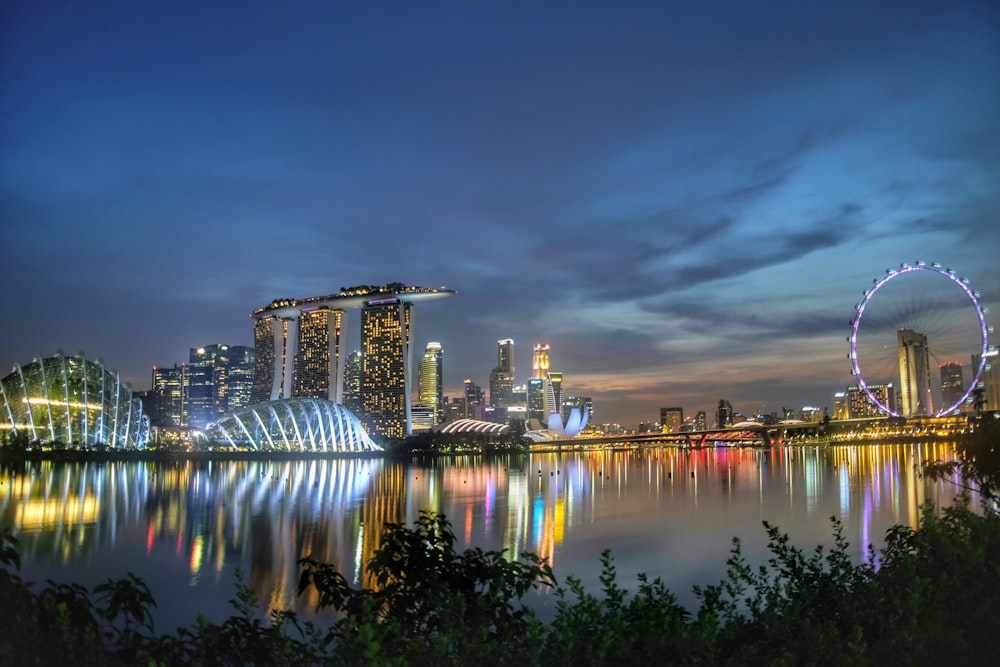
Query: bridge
528 421 829 451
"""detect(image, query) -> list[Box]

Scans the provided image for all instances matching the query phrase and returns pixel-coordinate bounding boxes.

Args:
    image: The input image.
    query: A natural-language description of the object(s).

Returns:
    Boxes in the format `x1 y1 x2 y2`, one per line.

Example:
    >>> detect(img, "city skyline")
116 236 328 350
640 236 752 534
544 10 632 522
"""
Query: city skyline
2 1 998 427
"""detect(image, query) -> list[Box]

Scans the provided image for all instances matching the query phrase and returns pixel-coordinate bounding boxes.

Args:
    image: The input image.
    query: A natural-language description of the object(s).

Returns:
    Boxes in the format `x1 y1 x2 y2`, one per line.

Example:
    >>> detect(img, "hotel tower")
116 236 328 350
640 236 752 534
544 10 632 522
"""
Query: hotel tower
251 283 455 439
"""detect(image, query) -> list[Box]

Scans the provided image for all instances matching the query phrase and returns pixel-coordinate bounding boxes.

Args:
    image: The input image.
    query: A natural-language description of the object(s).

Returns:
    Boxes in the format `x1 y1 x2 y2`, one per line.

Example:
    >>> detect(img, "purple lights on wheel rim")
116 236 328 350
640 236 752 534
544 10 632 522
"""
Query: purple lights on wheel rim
849 263 990 417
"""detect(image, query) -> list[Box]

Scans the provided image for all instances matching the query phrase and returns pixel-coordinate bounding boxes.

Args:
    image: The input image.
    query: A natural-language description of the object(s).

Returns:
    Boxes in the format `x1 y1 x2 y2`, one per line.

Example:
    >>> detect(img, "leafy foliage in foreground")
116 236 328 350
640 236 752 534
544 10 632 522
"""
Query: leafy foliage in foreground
3 498 1000 665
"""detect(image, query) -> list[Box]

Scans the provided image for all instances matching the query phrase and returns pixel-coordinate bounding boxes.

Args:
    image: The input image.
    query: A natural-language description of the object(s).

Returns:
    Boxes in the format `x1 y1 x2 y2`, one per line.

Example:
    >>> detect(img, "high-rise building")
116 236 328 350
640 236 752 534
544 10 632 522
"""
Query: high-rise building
527 378 545 422
361 299 412 440
546 372 563 418
898 329 932 417
939 362 965 413
716 399 733 428
185 344 256 429
694 411 707 430
847 384 895 417
971 350 999 414
250 284 455 438
151 364 185 427
342 351 363 414
418 342 444 425
463 379 484 420
489 338 515 420
660 407 683 433
833 392 850 420
294 308 347 402
532 343 550 380
224 345 255 414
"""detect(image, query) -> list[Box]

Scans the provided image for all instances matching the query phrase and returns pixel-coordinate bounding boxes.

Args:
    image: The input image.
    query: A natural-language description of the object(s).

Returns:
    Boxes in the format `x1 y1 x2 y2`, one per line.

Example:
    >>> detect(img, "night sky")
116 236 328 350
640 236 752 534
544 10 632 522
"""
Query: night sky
2 1 998 427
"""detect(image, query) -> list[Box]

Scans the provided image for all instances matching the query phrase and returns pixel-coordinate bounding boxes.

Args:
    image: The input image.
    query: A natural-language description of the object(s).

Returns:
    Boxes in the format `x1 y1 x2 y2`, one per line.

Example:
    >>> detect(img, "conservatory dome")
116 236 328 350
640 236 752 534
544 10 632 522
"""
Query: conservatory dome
0 351 149 448
205 398 381 452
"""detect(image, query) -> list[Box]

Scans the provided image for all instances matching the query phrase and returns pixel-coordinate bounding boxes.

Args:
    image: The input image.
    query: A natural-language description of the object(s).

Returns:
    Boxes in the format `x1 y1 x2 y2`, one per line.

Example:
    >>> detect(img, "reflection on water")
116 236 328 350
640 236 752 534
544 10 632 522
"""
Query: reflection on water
0 443 970 627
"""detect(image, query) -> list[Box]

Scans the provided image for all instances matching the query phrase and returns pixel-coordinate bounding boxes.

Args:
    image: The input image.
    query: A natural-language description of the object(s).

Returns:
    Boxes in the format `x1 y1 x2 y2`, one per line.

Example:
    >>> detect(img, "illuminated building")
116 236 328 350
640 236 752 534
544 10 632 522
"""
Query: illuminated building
847 383 895 417
205 398 379 451
489 338 515 420
342 350 363 414
527 378 545 422
898 329 933 417
546 372 563 417
972 350 999 413
716 399 733 428
151 364 185 427
531 343 550 380
660 407 683 433
1 351 149 448
694 410 707 430
361 299 412 439
251 284 455 439
939 362 965 413
833 392 849 420
562 396 592 426
418 342 444 426
463 379 484 421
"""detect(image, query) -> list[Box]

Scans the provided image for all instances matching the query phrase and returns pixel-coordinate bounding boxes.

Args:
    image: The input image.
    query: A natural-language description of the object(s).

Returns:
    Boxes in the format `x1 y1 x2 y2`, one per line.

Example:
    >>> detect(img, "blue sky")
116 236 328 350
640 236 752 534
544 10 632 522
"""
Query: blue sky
2 0 998 427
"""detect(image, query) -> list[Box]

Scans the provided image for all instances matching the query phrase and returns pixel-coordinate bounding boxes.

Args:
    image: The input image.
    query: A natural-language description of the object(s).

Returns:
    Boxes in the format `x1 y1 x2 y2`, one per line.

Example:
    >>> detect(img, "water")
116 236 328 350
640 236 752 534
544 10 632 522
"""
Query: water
0 443 969 631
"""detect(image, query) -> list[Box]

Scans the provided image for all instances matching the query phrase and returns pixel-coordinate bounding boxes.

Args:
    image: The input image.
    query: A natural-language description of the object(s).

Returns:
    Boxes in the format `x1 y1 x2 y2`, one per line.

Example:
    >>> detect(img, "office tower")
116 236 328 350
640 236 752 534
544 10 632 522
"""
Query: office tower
546 372 563 417
224 345 255 413
361 300 413 439
939 362 965 412
418 342 444 425
342 350 363 414
717 399 733 428
527 378 545 422
660 407 683 433
833 392 850 420
532 343 550 380
251 284 454 415
445 396 466 423
489 338 515 419
847 383 895 417
971 351 999 414
694 411 707 430
463 379 484 420
898 329 933 417
294 307 347 402
183 344 257 429
151 364 185 427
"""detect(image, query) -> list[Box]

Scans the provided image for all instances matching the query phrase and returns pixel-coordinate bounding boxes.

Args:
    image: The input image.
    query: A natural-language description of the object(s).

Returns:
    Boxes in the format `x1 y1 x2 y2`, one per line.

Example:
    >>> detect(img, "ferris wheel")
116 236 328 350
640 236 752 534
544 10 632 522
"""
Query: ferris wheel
849 262 992 417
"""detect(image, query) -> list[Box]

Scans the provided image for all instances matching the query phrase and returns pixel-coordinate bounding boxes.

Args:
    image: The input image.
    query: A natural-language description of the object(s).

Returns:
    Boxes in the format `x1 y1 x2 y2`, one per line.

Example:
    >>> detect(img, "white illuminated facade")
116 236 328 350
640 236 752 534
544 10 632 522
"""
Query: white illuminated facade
206 398 380 452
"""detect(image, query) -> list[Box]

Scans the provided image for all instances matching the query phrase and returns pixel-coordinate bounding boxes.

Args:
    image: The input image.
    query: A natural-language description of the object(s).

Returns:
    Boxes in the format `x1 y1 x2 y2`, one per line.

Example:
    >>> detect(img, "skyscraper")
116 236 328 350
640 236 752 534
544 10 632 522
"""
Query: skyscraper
151 364 184 427
532 343 550 380
342 350 363 414
250 284 455 438
660 407 683 433
294 307 347 402
463 379 484 420
418 342 444 425
971 351 998 414
546 371 563 418
717 399 733 428
489 338 515 421
361 299 412 439
847 383 895 417
527 378 545 422
939 362 965 412
898 329 932 417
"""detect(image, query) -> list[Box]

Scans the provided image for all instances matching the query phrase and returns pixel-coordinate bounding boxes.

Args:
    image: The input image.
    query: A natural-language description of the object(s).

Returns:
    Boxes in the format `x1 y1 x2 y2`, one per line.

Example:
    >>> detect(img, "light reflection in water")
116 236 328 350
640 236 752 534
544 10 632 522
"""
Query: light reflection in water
0 443 971 627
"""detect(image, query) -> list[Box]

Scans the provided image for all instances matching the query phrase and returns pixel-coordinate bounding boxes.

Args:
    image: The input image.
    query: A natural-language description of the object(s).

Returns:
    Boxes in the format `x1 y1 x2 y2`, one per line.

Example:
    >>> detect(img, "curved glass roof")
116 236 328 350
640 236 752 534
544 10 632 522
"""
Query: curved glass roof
1 351 148 448
206 398 380 452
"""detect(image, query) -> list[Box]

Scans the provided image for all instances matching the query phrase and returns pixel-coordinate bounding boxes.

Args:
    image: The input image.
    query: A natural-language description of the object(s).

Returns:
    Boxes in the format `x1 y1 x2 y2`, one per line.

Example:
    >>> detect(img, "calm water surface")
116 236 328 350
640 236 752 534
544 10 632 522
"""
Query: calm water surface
0 443 969 630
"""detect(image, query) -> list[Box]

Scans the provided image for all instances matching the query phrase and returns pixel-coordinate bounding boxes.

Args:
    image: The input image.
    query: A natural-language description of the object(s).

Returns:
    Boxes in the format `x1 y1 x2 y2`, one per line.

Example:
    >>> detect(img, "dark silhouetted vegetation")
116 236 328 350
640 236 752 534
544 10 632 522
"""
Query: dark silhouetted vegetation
3 417 999 665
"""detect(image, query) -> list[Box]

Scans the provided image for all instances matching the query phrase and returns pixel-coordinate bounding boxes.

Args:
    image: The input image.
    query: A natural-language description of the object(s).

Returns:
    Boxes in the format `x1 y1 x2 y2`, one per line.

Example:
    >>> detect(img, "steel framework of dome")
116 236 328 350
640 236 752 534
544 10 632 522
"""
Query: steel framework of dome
0 351 149 448
433 418 511 435
205 398 381 452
